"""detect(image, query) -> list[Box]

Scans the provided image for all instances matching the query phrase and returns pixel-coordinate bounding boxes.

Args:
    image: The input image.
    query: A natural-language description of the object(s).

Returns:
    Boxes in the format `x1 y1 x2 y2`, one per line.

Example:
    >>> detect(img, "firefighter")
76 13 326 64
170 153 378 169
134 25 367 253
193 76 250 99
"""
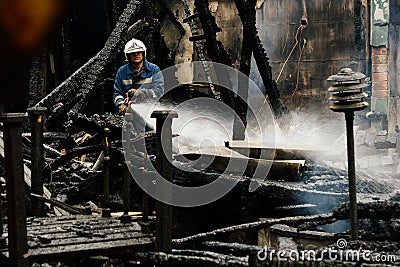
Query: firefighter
113 38 163 115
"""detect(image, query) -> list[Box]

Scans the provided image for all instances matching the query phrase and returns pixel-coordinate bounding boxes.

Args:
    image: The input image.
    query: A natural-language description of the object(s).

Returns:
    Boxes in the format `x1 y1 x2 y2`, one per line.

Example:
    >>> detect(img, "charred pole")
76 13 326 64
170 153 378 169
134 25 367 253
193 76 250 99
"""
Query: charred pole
234 0 287 118
143 0 156 62
233 0 257 140
151 110 178 253
0 113 29 267
193 0 236 111
27 107 47 216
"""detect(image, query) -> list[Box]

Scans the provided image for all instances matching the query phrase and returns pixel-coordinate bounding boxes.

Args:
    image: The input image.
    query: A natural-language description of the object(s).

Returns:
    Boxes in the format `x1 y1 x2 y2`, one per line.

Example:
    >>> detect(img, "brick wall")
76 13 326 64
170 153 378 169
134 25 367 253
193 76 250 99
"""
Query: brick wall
371 47 389 98
371 47 389 132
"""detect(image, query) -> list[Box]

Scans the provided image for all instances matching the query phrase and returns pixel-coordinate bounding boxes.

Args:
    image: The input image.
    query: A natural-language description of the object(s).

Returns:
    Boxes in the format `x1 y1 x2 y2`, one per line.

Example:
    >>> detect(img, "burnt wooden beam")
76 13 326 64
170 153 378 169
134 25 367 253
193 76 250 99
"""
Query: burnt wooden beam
49 144 105 170
173 213 334 245
333 201 400 220
132 251 248 266
0 113 28 267
67 112 124 136
200 241 264 257
193 0 236 111
234 0 287 118
30 193 86 215
142 0 156 62
28 51 48 108
233 0 257 140
27 107 47 216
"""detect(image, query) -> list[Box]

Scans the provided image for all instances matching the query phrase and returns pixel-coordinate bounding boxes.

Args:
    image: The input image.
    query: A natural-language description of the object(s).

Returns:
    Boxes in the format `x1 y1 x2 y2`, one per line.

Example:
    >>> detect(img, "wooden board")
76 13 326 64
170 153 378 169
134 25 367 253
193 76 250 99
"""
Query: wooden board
225 140 326 161
175 146 305 181
0 215 154 262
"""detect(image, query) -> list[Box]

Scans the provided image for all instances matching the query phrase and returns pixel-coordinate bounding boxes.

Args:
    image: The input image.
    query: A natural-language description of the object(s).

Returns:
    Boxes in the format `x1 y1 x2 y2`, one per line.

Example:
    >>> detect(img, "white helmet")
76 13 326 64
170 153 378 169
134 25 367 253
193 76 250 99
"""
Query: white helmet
124 38 147 60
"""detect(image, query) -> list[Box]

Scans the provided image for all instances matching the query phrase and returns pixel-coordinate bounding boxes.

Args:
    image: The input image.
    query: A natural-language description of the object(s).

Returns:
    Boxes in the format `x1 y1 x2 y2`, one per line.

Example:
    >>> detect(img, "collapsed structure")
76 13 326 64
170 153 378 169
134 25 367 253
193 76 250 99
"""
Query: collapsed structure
0 0 400 266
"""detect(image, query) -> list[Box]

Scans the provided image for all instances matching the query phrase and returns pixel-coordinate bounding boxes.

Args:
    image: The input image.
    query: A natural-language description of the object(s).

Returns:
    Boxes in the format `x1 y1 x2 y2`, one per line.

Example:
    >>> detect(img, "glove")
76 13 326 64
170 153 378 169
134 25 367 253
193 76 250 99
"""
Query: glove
128 89 146 103
118 103 127 115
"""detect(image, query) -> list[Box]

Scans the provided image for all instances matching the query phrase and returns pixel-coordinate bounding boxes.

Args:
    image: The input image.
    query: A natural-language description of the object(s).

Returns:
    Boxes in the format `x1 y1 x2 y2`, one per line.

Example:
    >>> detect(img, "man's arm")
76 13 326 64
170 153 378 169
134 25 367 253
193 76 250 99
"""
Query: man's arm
113 71 126 108
113 70 128 115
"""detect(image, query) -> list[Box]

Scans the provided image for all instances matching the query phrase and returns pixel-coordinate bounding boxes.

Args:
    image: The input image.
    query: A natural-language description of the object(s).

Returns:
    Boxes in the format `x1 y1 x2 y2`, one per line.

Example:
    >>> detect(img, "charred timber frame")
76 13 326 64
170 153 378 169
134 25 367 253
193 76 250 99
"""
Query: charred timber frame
0 113 29 267
143 0 156 62
234 0 287 118
233 0 257 140
193 0 236 111
173 213 334 246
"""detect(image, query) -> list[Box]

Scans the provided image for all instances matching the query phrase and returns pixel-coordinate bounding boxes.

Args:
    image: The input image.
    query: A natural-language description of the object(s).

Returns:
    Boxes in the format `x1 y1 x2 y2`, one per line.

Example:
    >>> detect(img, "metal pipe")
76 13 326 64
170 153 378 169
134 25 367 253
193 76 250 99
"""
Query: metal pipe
151 110 178 253
27 107 47 217
345 111 358 240
0 113 29 267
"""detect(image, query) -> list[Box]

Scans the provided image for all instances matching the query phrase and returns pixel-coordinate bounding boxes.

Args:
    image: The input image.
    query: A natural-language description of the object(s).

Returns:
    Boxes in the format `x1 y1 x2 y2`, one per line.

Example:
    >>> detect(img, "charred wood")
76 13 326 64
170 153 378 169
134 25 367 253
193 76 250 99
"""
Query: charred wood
234 0 287 118
30 193 85 215
61 20 72 78
333 201 400 220
92 151 105 171
23 132 72 142
142 0 156 62
66 112 123 138
193 0 236 113
233 0 256 140
29 51 47 107
200 241 264 257
43 144 93 173
35 0 144 127
173 213 334 245
132 250 248 266
49 144 105 170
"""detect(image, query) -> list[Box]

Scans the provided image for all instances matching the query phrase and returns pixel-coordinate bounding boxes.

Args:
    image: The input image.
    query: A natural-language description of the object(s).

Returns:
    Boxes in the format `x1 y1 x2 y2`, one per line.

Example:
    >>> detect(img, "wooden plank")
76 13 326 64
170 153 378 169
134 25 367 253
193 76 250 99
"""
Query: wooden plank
26 225 142 240
26 222 141 236
225 140 325 160
25 216 135 231
0 215 155 262
27 237 153 260
174 146 305 181
177 146 248 158
27 231 152 249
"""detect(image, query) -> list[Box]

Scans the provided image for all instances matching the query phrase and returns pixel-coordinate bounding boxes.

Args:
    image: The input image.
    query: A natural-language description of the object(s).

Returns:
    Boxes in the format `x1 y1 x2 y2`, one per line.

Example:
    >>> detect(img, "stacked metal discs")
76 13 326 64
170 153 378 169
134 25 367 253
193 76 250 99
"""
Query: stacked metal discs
327 67 369 112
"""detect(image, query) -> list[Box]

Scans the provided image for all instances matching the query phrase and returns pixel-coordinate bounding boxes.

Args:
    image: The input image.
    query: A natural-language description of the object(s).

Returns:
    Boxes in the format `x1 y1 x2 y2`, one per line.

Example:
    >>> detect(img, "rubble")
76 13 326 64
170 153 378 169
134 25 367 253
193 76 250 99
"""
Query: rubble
1 0 400 265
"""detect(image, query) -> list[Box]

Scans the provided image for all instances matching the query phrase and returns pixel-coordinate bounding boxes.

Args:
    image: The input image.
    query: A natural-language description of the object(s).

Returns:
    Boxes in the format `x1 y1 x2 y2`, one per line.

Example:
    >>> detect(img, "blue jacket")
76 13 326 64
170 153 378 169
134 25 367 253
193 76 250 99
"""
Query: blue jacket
113 59 164 107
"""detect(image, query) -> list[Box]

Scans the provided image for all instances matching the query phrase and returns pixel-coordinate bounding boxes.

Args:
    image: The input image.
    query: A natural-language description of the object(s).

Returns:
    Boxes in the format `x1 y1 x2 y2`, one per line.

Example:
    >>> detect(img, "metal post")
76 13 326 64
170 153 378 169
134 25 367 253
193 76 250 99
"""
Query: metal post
27 107 47 217
327 68 368 241
345 111 358 240
151 110 178 253
0 113 28 267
